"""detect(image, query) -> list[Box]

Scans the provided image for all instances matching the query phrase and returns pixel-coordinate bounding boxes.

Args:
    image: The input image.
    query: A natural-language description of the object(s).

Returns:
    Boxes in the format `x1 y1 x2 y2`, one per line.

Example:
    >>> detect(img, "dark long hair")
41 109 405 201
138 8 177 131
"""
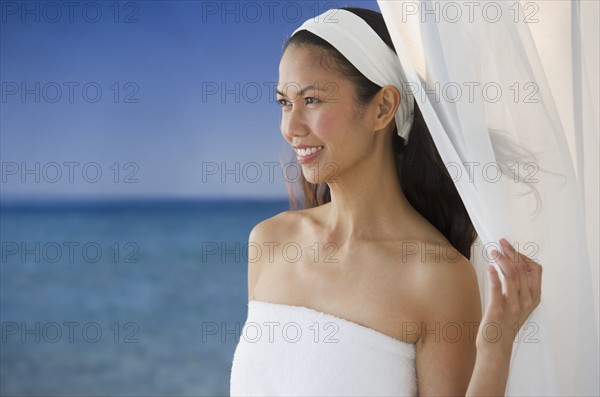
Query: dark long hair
282 7 477 259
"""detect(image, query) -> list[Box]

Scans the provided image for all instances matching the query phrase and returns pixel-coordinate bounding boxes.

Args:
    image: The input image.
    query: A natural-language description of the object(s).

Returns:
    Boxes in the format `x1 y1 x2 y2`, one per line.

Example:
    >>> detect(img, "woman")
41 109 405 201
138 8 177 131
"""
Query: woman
230 6 542 396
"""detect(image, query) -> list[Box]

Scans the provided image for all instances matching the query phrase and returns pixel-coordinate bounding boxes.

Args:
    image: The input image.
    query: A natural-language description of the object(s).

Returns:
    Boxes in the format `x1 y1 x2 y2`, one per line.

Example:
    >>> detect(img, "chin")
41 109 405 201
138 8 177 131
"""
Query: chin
301 171 321 185
301 160 337 185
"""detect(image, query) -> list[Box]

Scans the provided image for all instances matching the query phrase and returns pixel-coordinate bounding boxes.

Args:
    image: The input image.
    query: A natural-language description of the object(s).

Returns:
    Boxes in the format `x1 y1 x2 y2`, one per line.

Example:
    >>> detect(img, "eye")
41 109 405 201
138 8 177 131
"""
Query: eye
277 98 290 107
276 97 320 107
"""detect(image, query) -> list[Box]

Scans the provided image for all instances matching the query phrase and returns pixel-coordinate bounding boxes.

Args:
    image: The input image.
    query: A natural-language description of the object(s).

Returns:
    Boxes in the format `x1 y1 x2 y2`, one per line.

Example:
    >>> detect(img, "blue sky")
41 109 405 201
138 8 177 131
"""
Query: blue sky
1 0 381 200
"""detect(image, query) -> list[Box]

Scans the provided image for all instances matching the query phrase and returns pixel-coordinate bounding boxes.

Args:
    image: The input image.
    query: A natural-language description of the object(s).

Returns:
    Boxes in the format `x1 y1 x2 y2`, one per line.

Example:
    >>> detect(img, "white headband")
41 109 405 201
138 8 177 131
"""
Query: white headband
292 9 415 145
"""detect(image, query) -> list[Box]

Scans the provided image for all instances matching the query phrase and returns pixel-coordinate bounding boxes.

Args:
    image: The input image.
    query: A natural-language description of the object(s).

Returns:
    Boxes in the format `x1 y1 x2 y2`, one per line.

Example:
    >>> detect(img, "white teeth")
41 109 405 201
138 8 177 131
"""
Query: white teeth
296 146 323 156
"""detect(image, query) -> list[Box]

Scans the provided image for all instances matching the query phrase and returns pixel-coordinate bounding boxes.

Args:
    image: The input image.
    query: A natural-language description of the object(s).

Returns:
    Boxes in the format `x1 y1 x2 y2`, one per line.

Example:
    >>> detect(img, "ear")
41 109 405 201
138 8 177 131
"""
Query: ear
372 85 401 132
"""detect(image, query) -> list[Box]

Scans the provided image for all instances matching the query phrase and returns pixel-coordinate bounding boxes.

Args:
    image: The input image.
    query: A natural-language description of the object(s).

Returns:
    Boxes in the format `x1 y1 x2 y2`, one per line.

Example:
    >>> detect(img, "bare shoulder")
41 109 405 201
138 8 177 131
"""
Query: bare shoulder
249 205 319 242
249 210 294 242
410 241 482 332
248 211 303 244
409 242 482 395
410 242 478 280
246 209 309 300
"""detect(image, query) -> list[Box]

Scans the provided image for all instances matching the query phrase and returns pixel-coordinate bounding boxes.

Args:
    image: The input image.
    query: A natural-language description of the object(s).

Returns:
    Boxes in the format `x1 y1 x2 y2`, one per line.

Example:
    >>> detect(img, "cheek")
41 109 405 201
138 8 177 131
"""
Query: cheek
311 110 341 142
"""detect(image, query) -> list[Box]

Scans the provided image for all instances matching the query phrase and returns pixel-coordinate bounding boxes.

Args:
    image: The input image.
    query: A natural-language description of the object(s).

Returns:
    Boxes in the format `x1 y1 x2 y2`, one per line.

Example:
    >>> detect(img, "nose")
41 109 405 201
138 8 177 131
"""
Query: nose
281 104 309 142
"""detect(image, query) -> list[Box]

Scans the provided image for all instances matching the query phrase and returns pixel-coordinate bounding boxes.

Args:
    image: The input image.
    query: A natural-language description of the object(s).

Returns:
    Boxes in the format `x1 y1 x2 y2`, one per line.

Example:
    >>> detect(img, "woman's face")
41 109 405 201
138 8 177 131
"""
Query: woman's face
277 45 378 184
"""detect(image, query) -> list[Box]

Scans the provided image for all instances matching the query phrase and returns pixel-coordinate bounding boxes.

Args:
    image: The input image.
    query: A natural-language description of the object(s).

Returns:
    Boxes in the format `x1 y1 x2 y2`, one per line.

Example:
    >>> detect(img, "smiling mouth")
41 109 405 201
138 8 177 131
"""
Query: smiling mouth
294 145 324 157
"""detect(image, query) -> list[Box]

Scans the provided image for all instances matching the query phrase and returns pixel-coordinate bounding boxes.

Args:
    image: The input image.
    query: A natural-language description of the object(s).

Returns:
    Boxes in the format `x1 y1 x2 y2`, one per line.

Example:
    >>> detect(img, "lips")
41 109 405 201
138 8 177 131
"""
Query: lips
294 145 324 164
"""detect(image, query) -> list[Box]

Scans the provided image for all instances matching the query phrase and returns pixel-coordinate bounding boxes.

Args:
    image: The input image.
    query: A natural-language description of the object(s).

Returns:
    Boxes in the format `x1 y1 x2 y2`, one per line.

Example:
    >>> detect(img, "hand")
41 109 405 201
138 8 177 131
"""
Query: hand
476 238 543 355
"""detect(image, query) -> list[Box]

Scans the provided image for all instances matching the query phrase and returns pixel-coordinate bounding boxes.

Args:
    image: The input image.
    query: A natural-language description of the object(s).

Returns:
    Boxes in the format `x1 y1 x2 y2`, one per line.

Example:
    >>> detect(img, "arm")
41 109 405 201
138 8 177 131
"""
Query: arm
466 238 543 396
247 221 270 302
247 224 262 302
415 239 543 396
247 211 290 302
415 251 482 396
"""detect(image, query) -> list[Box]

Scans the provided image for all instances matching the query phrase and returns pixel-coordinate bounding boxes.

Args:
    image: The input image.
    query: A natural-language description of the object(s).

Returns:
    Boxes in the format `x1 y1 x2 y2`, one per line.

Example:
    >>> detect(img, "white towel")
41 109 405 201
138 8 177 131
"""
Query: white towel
230 300 417 396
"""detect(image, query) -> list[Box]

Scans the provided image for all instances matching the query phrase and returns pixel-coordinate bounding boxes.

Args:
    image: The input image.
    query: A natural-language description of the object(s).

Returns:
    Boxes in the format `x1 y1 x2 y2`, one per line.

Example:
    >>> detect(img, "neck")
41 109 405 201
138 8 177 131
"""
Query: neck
323 140 416 245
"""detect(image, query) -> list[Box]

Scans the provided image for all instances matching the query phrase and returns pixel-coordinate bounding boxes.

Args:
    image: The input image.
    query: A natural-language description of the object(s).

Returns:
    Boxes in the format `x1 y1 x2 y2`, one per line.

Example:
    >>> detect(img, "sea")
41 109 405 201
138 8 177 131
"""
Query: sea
0 198 289 396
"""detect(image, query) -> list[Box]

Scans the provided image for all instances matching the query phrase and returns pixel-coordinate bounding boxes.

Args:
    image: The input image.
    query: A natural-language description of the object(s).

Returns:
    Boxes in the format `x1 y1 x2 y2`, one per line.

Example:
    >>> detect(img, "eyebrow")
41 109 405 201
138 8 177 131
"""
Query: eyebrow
275 84 319 98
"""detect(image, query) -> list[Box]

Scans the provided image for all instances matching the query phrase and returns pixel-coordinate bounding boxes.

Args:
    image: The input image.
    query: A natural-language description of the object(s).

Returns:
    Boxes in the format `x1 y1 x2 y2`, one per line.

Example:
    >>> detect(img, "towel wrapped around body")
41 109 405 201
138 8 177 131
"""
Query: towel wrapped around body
230 300 418 396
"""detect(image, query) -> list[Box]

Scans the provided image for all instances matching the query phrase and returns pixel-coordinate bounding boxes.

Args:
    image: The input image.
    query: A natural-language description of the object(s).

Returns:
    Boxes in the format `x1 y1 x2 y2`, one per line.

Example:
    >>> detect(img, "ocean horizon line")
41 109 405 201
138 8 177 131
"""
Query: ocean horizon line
0 196 291 211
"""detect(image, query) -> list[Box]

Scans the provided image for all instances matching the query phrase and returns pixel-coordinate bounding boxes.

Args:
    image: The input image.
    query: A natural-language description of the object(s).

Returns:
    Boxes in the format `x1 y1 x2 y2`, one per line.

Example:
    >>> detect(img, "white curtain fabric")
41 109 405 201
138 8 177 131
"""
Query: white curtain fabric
377 1 599 395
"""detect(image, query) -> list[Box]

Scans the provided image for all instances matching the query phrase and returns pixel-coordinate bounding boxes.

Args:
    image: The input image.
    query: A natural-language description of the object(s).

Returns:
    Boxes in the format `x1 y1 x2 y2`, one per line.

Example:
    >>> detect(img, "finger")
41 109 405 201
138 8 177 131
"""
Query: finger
518 252 539 290
500 238 518 264
529 262 543 306
487 264 504 310
491 247 520 304
502 239 533 304
512 247 542 306
517 251 537 272
500 239 525 280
